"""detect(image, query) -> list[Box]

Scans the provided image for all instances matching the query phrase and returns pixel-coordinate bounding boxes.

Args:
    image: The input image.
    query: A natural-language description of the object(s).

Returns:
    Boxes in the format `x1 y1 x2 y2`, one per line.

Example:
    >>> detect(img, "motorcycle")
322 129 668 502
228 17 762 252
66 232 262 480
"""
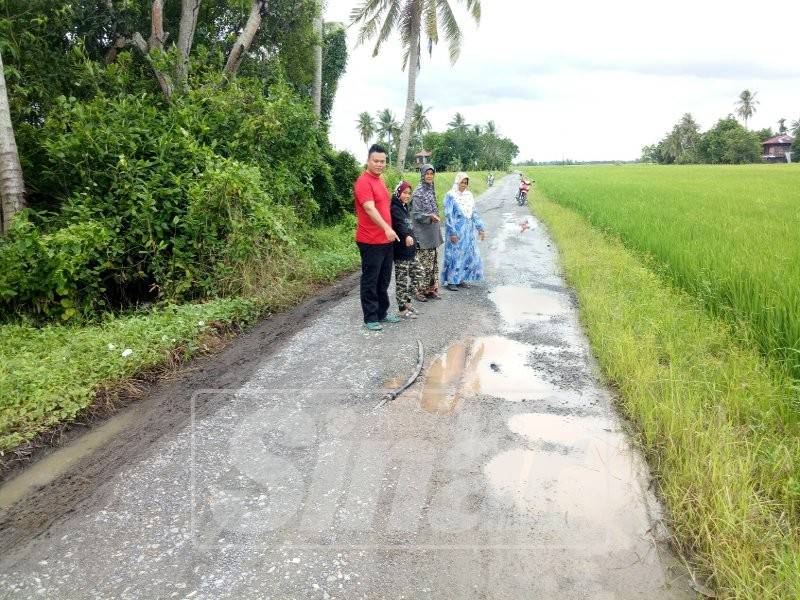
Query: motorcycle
516 179 534 205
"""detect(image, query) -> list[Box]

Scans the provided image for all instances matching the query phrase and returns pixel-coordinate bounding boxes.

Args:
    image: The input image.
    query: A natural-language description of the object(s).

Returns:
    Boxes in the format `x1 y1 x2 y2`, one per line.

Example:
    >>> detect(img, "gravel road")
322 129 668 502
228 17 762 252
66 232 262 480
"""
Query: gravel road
0 175 693 599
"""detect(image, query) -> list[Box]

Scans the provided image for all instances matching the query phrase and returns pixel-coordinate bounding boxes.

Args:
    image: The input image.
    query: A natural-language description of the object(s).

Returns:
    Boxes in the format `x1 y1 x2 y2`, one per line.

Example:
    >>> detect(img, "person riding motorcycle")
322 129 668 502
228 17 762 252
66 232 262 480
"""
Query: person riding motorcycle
516 177 533 205
487 172 494 187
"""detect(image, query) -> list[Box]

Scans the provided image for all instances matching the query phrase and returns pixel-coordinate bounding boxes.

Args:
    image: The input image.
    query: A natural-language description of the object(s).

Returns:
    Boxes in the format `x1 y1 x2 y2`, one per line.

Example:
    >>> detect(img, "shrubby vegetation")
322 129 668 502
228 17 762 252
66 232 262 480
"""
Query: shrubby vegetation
0 1 359 322
0 1 362 448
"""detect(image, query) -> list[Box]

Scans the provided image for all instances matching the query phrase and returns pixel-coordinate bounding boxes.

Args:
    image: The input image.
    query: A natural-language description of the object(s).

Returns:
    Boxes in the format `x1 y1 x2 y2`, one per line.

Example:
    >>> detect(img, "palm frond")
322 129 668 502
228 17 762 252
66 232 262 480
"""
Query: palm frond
423 0 439 55
399 0 422 69
462 0 481 21
435 0 462 63
371 0 402 56
350 0 387 24
351 0 391 46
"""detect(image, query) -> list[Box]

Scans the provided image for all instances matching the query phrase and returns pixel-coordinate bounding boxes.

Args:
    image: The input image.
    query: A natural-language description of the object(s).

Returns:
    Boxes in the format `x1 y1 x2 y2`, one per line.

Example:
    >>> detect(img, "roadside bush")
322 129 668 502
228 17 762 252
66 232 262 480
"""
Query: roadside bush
3 74 354 321
382 166 403 195
314 147 360 222
168 157 300 298
0 218 121 319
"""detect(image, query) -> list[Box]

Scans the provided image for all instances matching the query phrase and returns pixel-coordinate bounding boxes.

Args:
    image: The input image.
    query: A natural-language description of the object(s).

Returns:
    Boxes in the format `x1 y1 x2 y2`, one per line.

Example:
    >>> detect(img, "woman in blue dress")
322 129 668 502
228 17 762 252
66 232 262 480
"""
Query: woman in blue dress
441 172 486 291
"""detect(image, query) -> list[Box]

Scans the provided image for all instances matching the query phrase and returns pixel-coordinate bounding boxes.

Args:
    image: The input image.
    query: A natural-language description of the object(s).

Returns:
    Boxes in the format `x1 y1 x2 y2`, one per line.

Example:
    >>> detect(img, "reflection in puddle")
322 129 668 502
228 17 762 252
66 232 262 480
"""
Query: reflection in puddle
484 421 648 546
467 337 554 402
420 336 557 412
420 340 471 414
489 286 568 330
508 413 605 446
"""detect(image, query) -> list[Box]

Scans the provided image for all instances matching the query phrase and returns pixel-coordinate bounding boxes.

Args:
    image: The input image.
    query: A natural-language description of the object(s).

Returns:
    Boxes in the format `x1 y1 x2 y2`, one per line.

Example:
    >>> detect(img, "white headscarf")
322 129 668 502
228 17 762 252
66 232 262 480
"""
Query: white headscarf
450 172 474 219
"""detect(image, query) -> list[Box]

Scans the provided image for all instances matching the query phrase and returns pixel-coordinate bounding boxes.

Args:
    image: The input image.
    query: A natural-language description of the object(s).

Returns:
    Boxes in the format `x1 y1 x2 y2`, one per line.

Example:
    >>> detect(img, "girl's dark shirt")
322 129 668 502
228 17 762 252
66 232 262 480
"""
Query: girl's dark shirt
390 198 417 261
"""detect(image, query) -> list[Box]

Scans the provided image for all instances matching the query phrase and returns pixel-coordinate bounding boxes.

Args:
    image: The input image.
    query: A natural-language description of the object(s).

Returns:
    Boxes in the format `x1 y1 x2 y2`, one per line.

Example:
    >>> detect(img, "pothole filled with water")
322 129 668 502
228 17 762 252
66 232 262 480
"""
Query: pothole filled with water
420 336 558 413
489 286 569 331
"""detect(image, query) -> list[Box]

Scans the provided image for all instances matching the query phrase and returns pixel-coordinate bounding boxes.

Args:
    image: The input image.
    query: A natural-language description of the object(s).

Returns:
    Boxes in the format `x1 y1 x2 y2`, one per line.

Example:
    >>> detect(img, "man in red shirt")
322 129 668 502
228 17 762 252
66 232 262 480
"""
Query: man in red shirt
354 144 400 331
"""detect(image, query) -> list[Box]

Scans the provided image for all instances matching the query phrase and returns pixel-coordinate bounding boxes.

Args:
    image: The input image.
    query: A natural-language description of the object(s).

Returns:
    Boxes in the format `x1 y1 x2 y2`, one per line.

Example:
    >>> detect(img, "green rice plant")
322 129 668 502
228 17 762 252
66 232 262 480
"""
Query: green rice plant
524 164 800 379
534 193 800 599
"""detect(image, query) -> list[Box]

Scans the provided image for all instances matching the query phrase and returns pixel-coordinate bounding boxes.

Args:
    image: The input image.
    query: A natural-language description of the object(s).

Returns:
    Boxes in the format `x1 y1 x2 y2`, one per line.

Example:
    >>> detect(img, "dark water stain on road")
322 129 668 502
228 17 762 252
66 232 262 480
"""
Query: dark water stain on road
0 408 142 511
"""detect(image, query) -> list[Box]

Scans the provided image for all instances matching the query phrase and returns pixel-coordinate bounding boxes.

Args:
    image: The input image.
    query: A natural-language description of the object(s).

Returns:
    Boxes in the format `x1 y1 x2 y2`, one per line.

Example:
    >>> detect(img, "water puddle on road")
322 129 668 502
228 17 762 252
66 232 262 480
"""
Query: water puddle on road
420 340 471 414
489 286 568 330
491 216 536 269
0 406 142 510
420 336 556 413
507 412 607 446
484 414 648 543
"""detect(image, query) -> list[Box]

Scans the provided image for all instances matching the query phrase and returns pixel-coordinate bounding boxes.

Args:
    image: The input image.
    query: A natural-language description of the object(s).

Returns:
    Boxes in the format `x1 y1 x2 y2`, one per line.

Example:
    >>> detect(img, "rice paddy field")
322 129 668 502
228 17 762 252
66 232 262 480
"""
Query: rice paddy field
526 163 800 599
525 164 800 379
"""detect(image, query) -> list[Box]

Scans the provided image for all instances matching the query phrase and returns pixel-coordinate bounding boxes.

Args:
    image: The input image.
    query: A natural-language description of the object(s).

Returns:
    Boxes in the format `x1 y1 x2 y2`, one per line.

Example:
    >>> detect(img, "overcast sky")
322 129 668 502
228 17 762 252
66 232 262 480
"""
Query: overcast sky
323 0 800 163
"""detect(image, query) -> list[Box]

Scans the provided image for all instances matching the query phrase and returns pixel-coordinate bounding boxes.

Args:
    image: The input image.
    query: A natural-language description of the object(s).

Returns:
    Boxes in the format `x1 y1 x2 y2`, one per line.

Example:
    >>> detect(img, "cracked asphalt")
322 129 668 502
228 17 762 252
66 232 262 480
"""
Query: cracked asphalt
0 175 693 599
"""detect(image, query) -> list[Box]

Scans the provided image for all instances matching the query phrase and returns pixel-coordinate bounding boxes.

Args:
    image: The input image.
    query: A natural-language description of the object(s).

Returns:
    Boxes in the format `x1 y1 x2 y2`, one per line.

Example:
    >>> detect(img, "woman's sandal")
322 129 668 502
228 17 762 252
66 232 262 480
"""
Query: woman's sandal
415 293 428 302
427 290 443 299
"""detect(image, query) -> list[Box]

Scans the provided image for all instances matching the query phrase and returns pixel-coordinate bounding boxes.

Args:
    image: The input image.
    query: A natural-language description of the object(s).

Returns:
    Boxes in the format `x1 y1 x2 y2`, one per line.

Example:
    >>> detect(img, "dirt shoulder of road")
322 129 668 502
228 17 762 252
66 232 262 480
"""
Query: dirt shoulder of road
0 273 358 550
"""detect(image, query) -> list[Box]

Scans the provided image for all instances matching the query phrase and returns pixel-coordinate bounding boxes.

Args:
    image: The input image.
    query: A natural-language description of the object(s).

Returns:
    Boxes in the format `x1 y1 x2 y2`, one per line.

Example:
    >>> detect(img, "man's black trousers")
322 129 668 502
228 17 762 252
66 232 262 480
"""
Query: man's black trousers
357 242 393 323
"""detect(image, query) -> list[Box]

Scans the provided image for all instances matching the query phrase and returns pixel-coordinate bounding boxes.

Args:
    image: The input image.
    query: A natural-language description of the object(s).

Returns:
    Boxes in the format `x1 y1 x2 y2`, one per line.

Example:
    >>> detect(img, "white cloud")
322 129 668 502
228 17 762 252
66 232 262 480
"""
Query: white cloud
325 0 800 162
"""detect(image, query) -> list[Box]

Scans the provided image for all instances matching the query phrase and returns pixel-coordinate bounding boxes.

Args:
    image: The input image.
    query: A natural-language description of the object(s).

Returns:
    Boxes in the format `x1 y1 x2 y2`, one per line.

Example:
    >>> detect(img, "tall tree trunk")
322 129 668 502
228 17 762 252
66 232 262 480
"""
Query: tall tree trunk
127 1 173 100
396 32 420 172
223 0 268 82
176 0 202 92
0 51 25 233
149 0 167 51
312 5 323 119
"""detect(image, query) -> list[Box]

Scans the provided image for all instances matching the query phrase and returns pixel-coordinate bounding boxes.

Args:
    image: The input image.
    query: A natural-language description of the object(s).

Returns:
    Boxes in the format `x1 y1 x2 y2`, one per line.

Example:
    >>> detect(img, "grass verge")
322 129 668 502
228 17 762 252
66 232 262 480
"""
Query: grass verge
0 218 359 455
533 193 800 599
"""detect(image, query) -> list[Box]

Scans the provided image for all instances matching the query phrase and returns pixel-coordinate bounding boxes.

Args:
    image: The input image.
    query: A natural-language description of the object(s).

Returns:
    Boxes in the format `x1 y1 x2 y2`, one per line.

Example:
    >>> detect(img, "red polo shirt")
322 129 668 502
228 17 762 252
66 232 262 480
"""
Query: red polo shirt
354 170 392 244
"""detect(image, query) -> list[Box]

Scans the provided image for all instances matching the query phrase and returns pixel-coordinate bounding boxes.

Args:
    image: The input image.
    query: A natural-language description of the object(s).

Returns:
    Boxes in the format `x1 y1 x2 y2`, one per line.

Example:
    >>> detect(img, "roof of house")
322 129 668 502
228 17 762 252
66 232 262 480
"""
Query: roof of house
415 150 432 157
762 134 794 146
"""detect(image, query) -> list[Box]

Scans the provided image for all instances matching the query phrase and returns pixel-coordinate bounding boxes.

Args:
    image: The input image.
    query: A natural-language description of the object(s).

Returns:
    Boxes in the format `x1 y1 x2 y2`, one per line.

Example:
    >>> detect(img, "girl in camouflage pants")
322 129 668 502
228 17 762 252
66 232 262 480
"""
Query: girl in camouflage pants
390 181 426 318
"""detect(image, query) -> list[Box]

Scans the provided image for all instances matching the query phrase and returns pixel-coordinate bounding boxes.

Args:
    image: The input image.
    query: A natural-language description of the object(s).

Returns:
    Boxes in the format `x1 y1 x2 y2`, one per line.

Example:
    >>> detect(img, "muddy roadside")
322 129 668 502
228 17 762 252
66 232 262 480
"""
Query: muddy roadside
0 273 359 550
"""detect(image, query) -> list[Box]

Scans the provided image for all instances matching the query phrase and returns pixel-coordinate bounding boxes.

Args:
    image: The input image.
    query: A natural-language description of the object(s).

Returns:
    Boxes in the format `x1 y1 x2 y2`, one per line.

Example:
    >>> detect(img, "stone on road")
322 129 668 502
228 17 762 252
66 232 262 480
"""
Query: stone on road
0 175 691 599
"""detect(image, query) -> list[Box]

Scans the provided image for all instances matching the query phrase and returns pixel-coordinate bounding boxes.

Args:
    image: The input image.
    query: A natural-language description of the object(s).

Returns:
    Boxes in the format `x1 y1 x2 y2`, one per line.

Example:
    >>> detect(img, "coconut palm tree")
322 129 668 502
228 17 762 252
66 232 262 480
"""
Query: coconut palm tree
448 112 469 132
376 108 400 163
350 0 481 171
356 111 376 145
411 102 432 138
777 118 787 135
485 120 498 135
312 1 325 118
0 50 24 233
735 89 759 130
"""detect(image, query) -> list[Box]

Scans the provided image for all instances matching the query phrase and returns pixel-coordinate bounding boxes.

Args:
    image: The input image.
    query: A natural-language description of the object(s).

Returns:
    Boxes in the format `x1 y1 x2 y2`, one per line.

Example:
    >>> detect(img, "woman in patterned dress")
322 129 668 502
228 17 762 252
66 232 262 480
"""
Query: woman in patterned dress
441 172 486 291
411 164 444 300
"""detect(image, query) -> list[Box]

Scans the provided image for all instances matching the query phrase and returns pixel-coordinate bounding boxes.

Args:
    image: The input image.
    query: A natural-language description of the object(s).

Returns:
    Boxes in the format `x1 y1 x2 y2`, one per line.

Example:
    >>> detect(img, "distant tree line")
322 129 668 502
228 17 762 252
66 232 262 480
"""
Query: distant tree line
641 90 799 164
357 109 519 171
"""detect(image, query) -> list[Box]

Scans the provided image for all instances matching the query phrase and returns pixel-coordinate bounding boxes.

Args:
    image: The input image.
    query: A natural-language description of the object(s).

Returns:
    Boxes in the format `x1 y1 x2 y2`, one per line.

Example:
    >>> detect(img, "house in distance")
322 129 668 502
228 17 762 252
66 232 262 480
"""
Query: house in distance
762 134 794 163
414 150 432 170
